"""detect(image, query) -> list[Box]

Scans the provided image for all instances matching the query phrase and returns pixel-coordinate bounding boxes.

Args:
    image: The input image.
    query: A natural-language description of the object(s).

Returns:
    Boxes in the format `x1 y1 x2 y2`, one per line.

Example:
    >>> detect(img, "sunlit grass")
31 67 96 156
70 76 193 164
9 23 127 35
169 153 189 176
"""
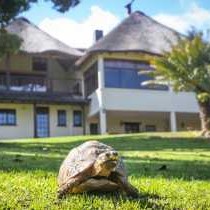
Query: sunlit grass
0 132 210 209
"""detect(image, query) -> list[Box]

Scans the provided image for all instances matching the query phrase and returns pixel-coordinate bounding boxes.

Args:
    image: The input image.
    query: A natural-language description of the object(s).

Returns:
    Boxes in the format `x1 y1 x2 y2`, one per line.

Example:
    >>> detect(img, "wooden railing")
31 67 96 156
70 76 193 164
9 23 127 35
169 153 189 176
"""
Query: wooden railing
0 74 82 96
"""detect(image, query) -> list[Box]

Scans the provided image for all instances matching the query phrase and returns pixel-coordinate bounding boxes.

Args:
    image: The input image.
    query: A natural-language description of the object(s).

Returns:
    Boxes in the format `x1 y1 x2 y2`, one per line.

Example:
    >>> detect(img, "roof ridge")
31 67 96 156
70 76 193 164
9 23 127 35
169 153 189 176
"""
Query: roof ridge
131 10 183 36
87 11 148 52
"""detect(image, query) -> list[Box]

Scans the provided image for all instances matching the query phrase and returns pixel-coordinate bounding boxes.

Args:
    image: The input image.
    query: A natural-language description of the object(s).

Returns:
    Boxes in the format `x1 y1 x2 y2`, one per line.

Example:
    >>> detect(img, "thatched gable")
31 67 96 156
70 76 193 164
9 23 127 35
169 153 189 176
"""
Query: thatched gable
77 11 182 65
6 18 83 57
89 11 181 55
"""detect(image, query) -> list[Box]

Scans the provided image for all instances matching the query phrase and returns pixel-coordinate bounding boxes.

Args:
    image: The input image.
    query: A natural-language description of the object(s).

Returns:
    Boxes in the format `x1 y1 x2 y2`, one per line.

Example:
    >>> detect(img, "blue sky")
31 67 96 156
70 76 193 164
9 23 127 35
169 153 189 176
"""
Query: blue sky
21 0 210 48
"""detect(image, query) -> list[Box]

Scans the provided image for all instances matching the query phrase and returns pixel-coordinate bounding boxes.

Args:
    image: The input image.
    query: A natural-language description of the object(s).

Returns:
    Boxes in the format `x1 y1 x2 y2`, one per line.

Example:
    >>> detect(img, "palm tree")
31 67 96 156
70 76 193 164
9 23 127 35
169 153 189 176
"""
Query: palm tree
142 34 210 137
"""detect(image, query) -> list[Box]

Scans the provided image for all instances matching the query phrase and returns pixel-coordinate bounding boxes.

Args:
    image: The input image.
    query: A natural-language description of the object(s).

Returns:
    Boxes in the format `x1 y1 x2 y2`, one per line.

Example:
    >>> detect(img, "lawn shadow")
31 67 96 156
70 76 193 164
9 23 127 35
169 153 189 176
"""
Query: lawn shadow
0 134 210 181
1 134 210 154
124 156 210 181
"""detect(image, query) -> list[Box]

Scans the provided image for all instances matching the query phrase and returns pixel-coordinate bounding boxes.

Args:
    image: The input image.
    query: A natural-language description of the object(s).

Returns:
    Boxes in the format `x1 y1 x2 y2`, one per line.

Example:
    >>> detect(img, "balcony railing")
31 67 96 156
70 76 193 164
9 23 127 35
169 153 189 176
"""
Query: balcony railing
0 74 82 96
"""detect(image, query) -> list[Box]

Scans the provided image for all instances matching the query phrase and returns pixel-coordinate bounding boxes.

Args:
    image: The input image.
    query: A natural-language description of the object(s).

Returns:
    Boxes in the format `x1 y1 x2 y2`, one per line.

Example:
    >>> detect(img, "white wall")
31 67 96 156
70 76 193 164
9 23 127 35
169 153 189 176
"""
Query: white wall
102 88 199 113
107 114 169 133
41 104 84 137
0 103 85 140
0 104 34 139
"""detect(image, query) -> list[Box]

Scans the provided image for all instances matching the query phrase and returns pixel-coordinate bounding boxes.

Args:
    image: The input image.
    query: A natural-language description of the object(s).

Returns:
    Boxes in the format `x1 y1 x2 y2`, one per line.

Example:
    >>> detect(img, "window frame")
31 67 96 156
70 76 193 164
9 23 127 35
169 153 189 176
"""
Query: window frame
57 110 67 127
104 59 169 91
0 109 16 126
84 63 98 97
145 125 157 132
73 110 82 127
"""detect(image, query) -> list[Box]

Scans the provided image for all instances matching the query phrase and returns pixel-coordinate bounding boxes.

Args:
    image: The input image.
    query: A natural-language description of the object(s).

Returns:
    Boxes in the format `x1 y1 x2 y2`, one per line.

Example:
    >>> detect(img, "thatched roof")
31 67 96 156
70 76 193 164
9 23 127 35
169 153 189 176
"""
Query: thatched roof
90 11 181 54
6 18 83 57
77 11 181 65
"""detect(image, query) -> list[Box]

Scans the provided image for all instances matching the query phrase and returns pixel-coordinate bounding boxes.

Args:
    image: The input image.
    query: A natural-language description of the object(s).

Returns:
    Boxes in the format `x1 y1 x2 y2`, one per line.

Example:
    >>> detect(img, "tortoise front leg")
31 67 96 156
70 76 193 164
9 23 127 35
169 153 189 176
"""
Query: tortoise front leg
58 165 94 198
58 175 89 198
119 178 139 198
58 178 78 198
110 173 139 198
121 181 139 198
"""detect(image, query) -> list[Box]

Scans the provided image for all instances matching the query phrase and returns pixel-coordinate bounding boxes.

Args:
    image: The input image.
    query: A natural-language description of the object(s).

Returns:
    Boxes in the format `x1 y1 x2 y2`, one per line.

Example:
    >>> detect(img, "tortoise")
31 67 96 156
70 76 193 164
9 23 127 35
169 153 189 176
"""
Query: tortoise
57 140 139 198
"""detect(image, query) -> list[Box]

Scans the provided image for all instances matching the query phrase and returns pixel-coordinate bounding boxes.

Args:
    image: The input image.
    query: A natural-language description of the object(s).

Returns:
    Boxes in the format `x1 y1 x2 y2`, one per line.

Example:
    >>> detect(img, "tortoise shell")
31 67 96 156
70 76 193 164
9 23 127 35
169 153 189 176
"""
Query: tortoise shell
58 141 126 188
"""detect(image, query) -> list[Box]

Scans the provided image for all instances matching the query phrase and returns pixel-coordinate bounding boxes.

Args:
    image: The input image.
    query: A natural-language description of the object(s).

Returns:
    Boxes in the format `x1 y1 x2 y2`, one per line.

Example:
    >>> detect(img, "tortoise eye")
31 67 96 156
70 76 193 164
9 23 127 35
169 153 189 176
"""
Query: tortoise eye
112 152 118 156
106 153 110 158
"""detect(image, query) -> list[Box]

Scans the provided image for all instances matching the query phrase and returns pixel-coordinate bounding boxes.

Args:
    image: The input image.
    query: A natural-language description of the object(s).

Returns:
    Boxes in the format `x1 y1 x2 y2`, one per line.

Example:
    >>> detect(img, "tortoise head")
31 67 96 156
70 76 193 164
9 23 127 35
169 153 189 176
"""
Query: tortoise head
93 150 119 177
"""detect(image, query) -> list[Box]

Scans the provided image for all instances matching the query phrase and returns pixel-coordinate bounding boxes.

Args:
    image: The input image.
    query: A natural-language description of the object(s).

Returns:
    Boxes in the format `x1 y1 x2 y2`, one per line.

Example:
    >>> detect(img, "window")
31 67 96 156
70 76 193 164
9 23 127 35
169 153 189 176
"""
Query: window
105 68 120 88
9 74 47 92
73 110 82 127
104 60 168 90
57 110 67 127
145 125 157 132
0 109 16 126
124 123 140 133
84 63 98 96
32 57 48 72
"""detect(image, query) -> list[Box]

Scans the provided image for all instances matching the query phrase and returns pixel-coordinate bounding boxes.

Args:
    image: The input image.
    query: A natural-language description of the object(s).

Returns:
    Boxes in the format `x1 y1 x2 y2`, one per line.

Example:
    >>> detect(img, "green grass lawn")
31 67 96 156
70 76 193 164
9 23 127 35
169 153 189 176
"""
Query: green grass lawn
1 132 210 210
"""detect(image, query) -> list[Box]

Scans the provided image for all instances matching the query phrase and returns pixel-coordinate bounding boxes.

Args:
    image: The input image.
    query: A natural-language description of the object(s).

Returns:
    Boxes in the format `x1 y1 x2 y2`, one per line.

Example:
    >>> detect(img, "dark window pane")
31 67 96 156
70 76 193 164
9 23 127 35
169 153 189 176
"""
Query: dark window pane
0 109 16 125
58 110 67 127
90 123 98 135
124 123 140 133
104 59 169 90
121 68 140 89
145 125 157 132
32 57 47 72
84 63 98 96
105 68 120 88
73 111 82 127
36 108 49 138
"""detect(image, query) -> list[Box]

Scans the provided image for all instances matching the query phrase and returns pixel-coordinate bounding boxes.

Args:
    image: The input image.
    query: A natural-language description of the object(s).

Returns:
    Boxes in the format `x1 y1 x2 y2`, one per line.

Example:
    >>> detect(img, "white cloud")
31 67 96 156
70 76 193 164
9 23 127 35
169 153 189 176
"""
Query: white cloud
39 6 119 48
153 2 210 34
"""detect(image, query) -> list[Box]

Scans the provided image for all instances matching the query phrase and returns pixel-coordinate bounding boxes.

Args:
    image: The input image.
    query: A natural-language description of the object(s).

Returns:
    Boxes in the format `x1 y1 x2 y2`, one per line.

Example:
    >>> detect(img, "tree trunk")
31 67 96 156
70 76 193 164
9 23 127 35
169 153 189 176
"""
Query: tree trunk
198 99 210 137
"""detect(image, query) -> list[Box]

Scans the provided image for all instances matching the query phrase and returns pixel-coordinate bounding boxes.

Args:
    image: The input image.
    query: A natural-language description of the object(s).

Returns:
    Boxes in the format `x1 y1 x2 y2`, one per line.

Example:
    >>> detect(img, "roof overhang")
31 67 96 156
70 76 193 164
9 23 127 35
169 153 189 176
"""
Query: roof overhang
75 50 162 67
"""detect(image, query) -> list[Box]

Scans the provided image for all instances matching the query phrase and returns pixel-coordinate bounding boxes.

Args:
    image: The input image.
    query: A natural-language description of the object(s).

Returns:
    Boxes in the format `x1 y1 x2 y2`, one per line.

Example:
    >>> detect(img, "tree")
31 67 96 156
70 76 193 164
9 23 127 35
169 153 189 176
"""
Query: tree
142 34 210 137
0 0 80 27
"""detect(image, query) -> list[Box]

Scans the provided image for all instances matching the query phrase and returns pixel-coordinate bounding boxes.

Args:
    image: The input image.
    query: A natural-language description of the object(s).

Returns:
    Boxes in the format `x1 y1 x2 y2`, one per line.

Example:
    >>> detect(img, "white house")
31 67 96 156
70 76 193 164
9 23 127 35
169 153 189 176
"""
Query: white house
0 11 200 139
78 11 200 135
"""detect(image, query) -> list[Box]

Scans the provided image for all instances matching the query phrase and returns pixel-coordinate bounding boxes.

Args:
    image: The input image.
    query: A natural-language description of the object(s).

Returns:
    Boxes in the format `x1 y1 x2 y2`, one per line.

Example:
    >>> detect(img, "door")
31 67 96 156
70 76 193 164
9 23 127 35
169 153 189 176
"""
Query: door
35 107 49 138
90 123 98 135
124 122 140 133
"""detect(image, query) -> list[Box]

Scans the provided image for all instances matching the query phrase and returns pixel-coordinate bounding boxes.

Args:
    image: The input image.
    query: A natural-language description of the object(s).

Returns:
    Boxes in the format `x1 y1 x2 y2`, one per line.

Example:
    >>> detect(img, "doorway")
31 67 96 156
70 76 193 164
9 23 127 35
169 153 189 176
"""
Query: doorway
90 123 98 135
35 107 49 138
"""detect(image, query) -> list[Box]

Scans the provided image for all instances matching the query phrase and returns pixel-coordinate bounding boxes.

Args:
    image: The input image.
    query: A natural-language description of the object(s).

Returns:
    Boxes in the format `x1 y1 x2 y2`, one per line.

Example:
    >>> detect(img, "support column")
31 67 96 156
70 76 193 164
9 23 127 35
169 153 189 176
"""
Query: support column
46 57 52 93
5 53 11 91
81 105 86 135
99 109 107 135
170 111 177 132
81 74 85 98
97 56 107 134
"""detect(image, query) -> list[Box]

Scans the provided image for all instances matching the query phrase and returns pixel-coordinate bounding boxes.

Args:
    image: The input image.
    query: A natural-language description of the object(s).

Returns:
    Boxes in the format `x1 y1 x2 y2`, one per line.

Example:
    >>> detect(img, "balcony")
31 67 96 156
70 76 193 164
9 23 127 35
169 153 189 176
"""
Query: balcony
0 74 82 94
0 74 85 104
